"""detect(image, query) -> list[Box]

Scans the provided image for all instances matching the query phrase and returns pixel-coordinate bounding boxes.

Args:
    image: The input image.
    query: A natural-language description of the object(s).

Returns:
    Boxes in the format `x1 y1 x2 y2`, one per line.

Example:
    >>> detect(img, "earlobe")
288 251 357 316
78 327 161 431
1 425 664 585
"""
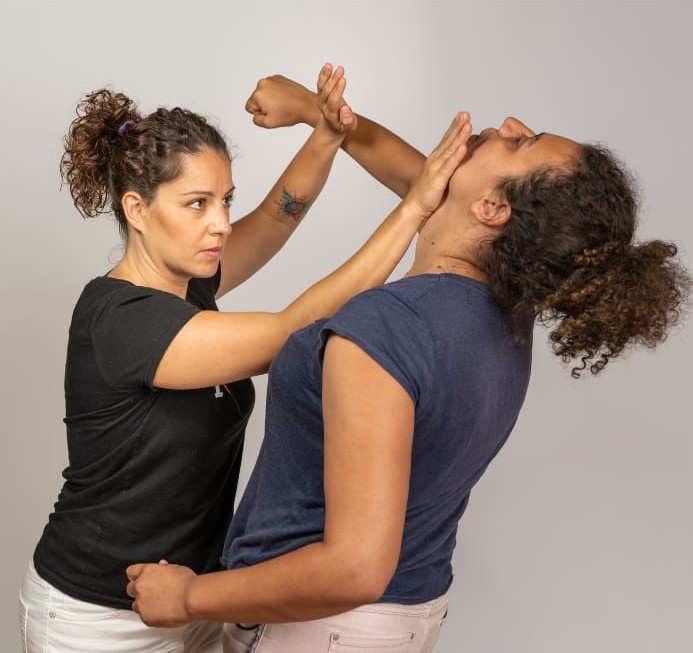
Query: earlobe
121 191 148 233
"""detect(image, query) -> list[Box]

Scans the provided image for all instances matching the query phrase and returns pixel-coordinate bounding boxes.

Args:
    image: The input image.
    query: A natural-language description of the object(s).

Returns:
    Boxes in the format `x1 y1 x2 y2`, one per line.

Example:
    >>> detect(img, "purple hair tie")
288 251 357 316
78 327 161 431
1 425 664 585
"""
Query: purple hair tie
117 120 135 136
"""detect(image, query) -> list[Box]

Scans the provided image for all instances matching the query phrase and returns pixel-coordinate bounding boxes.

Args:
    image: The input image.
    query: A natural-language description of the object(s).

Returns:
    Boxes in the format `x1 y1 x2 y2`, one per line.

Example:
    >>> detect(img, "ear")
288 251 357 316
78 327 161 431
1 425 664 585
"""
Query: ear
121 191 149 233
470 192 511 227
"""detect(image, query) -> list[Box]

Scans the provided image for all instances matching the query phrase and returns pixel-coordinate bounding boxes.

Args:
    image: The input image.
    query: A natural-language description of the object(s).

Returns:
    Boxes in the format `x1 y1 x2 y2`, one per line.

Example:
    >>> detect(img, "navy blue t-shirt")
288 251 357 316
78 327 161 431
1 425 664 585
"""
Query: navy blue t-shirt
222 274 532 603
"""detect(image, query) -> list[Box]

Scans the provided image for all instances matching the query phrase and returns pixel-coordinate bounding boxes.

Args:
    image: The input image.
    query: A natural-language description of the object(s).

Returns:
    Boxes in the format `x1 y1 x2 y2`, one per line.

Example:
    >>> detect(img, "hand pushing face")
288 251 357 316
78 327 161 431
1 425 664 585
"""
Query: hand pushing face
447 115 581 216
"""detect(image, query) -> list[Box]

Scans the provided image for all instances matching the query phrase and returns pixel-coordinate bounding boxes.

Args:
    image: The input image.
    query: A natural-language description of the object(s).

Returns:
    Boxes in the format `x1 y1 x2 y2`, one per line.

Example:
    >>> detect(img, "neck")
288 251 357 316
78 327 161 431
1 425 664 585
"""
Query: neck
108 244 189 299
405 222 490 283
405 254 489 282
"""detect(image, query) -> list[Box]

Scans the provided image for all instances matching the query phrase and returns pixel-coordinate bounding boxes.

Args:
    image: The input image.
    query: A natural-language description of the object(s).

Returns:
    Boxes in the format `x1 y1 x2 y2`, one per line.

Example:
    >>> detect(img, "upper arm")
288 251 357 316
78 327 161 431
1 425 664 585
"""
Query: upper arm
153 310 286 389
321 333 414 591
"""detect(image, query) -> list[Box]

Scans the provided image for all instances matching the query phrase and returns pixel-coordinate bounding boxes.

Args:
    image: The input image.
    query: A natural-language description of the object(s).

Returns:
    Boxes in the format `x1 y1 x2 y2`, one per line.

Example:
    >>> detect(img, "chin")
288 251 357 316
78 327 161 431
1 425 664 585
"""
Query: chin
187 262 219 279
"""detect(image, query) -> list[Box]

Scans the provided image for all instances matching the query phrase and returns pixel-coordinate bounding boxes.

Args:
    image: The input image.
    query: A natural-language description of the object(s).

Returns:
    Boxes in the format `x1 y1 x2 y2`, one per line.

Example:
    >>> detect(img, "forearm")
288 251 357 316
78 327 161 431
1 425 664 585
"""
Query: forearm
277 199 423 332
186 542 379 623
254 119 344 222
301 96 425 198
218 121 344 296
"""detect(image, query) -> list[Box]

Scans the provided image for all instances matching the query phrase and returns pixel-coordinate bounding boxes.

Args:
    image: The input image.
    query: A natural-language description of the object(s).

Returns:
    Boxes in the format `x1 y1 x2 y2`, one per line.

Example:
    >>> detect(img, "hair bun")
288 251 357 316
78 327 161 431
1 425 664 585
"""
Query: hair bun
60 88 140 219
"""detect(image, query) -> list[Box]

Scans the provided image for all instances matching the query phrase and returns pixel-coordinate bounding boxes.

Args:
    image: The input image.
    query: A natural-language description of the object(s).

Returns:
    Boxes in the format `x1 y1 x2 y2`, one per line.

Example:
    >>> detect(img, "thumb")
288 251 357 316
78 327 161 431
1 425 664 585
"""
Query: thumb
339 105 357 133
252 112 269 128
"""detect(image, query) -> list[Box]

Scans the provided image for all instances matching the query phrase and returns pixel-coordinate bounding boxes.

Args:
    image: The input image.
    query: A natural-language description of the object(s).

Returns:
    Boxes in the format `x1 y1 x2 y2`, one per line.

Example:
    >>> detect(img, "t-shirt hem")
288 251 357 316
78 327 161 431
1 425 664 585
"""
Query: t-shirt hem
379 576 454 605
33 552 134 611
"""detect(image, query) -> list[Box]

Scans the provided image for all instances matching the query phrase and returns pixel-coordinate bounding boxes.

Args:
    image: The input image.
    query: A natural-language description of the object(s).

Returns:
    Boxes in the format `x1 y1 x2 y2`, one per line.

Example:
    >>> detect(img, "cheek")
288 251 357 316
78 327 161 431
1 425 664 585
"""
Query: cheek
448 163 485 202
156 212 190 241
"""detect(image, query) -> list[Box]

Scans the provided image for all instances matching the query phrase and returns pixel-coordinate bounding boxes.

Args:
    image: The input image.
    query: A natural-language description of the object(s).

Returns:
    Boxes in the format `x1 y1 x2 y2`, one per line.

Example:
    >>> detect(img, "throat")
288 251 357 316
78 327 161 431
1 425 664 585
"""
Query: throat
406 255 489 282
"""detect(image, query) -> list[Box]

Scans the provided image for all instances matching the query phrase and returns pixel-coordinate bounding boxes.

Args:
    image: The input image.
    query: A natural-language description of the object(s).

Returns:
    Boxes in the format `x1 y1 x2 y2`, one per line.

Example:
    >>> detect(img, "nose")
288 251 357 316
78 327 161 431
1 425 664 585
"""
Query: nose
498 117 535 139
210 205 232 236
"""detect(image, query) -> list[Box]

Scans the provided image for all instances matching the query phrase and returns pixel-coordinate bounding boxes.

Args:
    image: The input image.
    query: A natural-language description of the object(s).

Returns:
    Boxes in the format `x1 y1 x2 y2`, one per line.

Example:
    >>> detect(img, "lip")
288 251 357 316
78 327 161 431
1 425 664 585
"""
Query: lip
201 247 223 258
464 133 483 157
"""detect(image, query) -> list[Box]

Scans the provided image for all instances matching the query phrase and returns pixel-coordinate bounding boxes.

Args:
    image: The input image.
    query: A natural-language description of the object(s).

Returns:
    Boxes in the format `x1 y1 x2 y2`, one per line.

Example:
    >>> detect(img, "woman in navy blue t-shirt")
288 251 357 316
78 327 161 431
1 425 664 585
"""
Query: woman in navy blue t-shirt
127 74 690 653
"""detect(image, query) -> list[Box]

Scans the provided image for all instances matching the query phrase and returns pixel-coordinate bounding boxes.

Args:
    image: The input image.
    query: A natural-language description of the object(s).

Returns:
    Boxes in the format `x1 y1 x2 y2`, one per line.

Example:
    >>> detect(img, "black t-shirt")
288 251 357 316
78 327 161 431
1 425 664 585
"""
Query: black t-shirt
33 269 255 609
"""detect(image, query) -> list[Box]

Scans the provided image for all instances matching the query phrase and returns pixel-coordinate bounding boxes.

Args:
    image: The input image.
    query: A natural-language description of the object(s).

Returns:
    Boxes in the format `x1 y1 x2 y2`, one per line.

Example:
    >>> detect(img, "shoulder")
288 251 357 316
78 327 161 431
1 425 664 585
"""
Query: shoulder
72 277 200 337
329 274 484 329
320 279 442 403
333 276 438 319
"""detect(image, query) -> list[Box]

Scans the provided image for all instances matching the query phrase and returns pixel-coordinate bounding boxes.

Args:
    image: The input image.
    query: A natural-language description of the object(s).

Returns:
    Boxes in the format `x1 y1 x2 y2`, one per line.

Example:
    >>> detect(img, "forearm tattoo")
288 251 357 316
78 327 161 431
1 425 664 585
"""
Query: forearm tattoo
276 187 311 222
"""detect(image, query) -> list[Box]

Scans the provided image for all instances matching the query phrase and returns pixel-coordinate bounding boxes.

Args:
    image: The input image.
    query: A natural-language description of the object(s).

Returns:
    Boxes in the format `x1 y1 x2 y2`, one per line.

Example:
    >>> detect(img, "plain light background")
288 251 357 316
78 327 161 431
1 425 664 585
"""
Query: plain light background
2 1 691 651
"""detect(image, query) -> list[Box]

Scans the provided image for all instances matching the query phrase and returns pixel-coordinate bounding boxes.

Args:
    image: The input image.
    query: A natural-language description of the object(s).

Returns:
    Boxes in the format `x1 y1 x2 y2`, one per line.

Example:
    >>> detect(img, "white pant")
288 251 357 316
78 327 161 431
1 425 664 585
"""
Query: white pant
222 592 449 653
19 561 222 653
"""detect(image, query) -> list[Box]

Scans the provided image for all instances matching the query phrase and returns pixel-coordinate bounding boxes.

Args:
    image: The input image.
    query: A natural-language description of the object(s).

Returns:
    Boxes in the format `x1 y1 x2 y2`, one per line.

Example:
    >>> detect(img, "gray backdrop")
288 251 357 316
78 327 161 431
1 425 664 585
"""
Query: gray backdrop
2 1 691 651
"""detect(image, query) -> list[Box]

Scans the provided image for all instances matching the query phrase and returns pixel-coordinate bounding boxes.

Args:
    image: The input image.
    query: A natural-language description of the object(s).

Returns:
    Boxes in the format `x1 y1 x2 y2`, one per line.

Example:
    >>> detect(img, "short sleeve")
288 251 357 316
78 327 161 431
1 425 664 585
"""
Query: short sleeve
319 288 435 404
91 287 200 391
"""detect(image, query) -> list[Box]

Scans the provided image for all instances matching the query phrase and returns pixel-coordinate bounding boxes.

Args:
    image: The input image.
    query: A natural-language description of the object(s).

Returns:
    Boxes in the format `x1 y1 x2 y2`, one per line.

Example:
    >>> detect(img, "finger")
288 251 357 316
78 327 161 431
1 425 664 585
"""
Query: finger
126 580 136 598
126 563 143 581
440 120 472 157
245 98 260 115
429 112 470 157
324 76 347 111
319 66 344 103
132 600 139 615
433 123 473 177
158 559 169 565
316 63 332 92
252 112 269 128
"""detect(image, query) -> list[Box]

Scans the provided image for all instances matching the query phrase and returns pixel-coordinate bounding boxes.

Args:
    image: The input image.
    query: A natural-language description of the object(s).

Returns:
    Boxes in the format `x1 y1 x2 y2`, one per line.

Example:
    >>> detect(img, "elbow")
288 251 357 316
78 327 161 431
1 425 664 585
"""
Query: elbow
353 579 390 606
338 553 397 606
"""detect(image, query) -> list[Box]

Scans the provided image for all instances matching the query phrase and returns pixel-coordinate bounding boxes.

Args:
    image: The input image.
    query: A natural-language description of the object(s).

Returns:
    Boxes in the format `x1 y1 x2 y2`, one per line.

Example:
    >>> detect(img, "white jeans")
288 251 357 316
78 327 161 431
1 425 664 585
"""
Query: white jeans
19 561 222 653
222 592 449 653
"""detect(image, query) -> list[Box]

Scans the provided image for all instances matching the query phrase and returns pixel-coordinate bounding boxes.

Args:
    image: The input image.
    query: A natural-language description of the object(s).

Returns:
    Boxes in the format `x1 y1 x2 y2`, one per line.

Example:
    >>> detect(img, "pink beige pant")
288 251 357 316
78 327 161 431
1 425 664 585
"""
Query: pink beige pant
222 593 449 653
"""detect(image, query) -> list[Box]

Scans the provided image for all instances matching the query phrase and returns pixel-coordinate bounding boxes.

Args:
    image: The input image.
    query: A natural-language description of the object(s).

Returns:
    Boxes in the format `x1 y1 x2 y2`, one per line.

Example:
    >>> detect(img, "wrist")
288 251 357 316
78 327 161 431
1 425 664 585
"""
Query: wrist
313 116 347 147
304 91 320 128
182 574 204 622
397 197 430 227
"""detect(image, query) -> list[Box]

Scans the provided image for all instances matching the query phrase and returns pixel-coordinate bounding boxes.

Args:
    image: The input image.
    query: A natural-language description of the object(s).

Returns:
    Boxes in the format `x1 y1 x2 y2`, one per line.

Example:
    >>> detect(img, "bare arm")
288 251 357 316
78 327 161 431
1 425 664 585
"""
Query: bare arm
128 334 414 624
154 113 471 390
216 65 356 298
248 69 426 198
153 111 472 389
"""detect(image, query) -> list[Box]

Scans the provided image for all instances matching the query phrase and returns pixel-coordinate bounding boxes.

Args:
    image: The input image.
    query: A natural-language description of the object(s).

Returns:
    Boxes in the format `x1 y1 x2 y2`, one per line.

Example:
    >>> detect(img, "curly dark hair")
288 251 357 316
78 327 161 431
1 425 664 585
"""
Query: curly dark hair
60 88 230 237
483 144 691 377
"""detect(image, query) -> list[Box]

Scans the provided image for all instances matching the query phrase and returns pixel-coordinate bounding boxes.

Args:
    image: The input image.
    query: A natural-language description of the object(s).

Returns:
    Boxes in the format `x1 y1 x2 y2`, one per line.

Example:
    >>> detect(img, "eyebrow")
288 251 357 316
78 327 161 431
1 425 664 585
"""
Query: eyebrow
180 187 235 197
528 132 546 147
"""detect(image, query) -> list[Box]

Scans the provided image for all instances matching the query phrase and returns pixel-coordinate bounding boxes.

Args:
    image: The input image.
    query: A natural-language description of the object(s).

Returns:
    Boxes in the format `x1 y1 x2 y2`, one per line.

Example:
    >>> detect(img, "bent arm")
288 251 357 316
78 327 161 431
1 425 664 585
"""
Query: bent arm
154 113 472 389
129 335 414 624
250 73 425 198
217 66 356 298
341 113 425 198
154 199 421 388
